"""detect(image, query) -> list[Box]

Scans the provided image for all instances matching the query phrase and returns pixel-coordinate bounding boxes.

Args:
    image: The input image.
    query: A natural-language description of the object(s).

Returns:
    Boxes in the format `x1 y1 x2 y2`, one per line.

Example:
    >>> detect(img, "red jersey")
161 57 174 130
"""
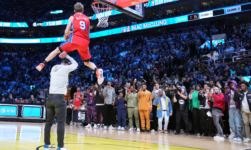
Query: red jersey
71 13 90 45
74 92 82 107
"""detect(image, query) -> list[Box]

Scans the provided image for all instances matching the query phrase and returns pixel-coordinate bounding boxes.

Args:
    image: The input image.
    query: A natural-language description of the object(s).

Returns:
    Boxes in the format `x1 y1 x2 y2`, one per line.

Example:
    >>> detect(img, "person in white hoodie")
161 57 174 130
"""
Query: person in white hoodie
44 52 78 150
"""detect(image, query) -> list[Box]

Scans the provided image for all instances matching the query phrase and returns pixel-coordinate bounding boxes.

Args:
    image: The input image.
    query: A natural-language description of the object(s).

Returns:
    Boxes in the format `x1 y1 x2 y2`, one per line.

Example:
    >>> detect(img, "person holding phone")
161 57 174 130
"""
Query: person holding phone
125 86 140 132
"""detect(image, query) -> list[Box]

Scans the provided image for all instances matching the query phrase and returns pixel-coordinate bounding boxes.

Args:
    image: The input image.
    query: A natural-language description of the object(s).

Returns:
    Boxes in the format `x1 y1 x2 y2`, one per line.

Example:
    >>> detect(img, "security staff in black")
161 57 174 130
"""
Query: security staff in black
173 88 189 135
44 54 78 150
95 85 105 127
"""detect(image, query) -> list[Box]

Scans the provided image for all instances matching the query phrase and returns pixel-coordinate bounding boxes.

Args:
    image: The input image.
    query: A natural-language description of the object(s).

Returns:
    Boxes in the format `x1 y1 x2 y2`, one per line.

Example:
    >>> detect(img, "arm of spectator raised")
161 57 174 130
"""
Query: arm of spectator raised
65 55 78 72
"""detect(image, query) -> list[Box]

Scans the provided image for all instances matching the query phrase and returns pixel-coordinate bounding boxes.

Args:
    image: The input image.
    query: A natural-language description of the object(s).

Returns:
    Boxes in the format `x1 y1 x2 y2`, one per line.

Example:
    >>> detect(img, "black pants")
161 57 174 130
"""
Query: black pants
151 105 158 131
96 105 105 124
66 108 72 125
44 94 66 148
168 105 176 131
103 104 115 126
200 109 215 134
193 108 202 134
176 109 189 134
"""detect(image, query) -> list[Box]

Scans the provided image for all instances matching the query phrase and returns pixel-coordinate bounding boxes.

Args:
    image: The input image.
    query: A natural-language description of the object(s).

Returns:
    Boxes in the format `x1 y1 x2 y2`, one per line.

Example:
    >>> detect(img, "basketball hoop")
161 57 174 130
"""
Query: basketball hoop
91 2 112 28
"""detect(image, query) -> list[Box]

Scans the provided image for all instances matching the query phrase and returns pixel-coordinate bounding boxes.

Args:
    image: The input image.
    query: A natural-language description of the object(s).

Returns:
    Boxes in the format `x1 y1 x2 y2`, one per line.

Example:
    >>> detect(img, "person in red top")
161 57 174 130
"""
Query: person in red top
73 87 84 111
209 86 225 140
36 2 104 85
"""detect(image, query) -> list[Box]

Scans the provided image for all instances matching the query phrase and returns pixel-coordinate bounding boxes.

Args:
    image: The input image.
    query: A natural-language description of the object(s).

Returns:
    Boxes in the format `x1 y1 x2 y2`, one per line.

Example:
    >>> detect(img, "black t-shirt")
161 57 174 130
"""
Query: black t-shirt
175 95 187 111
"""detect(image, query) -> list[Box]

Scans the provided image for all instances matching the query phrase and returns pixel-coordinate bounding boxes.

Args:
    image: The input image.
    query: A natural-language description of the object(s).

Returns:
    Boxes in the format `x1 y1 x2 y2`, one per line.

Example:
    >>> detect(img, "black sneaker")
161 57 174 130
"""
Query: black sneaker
175 132 180 135
141 129 146 132
186 133 190 135
146 130 150 132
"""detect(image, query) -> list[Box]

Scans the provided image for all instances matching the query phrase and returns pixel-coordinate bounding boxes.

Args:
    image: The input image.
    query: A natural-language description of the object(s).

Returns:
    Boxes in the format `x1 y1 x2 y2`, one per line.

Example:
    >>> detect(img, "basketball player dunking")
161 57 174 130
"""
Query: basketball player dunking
36 2 104 85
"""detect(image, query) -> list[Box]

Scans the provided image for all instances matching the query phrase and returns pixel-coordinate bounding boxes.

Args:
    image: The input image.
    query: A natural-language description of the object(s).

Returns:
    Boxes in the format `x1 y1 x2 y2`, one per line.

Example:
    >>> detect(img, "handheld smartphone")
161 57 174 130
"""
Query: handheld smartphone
128 89 131 92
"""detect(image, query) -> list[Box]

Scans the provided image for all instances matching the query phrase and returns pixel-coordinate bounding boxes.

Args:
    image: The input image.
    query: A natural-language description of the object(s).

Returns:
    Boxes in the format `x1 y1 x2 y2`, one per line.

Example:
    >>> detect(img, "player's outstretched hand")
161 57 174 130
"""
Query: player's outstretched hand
64 34 70 40
59 52 67 59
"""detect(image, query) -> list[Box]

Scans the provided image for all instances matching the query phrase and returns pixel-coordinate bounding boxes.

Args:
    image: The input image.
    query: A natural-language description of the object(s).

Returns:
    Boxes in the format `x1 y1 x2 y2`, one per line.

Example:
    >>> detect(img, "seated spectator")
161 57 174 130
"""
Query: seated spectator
29 95 37 104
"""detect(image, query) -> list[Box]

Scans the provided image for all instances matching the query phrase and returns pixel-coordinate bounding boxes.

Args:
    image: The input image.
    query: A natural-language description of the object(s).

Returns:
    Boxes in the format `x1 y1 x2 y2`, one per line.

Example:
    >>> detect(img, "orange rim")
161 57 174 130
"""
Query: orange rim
91 2 112 10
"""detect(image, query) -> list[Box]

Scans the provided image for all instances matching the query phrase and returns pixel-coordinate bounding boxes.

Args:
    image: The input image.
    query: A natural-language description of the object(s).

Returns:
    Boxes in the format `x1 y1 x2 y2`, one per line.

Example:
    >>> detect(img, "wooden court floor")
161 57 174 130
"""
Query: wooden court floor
0 122 250 150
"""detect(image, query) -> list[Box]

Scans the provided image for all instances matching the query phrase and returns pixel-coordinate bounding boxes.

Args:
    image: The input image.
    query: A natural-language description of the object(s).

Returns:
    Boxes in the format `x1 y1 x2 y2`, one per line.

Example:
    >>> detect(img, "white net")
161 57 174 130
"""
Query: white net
91 2 112 28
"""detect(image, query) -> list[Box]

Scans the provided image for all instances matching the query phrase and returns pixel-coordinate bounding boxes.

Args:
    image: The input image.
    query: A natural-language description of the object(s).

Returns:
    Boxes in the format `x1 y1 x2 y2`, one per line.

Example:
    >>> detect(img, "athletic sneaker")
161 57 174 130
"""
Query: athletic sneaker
151 129 155 133
228 131 234 139
96 69 104 85
128 128 134 131
164 130 168 134
244 137 251 143
57 147 70 150
103 126 107 130
137 128 140 132
117 126 121 130
85 124 91 128
93 124 98 129
44 144 55 149
109 125 116 130
233 137 242 142
36 63 45 71
158 129 162 133
121 127 125 131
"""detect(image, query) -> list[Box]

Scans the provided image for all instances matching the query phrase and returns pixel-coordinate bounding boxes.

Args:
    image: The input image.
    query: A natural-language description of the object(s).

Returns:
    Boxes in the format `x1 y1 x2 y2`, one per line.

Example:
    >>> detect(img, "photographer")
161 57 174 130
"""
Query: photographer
174 88 189 135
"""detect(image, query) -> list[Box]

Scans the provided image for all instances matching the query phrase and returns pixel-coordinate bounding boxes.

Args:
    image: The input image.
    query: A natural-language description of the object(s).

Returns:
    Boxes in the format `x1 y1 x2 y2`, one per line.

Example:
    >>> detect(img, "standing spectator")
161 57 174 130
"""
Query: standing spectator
189 85 202 136
151 84 166 132
166 85 175 133
125 86 140 132
115 93 126 131
85 86 97 128
38 88 45 102
174 88 189 135
210 87 225 140
137 84 153 132
64 87 71 102
73 87 84 111
198 84 215 137
103 81 116 130
95 85 105 129
234 81 251 143
225 81 243 142
153 89 172 133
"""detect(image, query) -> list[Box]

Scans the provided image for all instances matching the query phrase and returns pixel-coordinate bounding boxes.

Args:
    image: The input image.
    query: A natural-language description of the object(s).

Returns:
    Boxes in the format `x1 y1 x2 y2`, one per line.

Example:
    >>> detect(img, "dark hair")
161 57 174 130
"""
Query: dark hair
61 58 70 64
142 83 147 86
240 81 249 87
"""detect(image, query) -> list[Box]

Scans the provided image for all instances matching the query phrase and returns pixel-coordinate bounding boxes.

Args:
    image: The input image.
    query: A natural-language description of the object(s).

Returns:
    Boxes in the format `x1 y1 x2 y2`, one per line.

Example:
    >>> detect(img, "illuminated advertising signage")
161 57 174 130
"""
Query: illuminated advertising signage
0 22 28 27
0 106 17 116
22 106 41 117
145 0 178 7
50 10 63 14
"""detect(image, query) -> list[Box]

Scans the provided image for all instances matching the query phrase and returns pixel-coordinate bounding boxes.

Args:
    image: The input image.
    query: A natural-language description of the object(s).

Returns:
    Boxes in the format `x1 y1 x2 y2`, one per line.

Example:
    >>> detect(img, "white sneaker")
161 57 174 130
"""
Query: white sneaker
151 129 155 133
244 137 251 143
70 122 73 126
109 125 116 130
229 132 234 139
235 137 242 142
121 127 125 131
96 69 104 85
137 128 140 132
214 135 225 140
103 126 107 130
93 124 98 129
118 126 121 130
128 128 134 131
44 144 55 150
57 147 70 150
85 124 91 128
233 137 238 141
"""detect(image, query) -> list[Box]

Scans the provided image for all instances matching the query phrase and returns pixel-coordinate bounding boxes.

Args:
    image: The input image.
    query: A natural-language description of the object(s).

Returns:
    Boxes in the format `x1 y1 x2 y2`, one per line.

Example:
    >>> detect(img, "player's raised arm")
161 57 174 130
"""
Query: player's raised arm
64 16 74 39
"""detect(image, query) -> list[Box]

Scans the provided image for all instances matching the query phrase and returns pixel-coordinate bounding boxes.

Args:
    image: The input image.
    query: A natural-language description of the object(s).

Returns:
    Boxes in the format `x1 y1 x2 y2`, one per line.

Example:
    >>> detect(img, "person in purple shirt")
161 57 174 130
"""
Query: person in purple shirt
115 92 127 131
